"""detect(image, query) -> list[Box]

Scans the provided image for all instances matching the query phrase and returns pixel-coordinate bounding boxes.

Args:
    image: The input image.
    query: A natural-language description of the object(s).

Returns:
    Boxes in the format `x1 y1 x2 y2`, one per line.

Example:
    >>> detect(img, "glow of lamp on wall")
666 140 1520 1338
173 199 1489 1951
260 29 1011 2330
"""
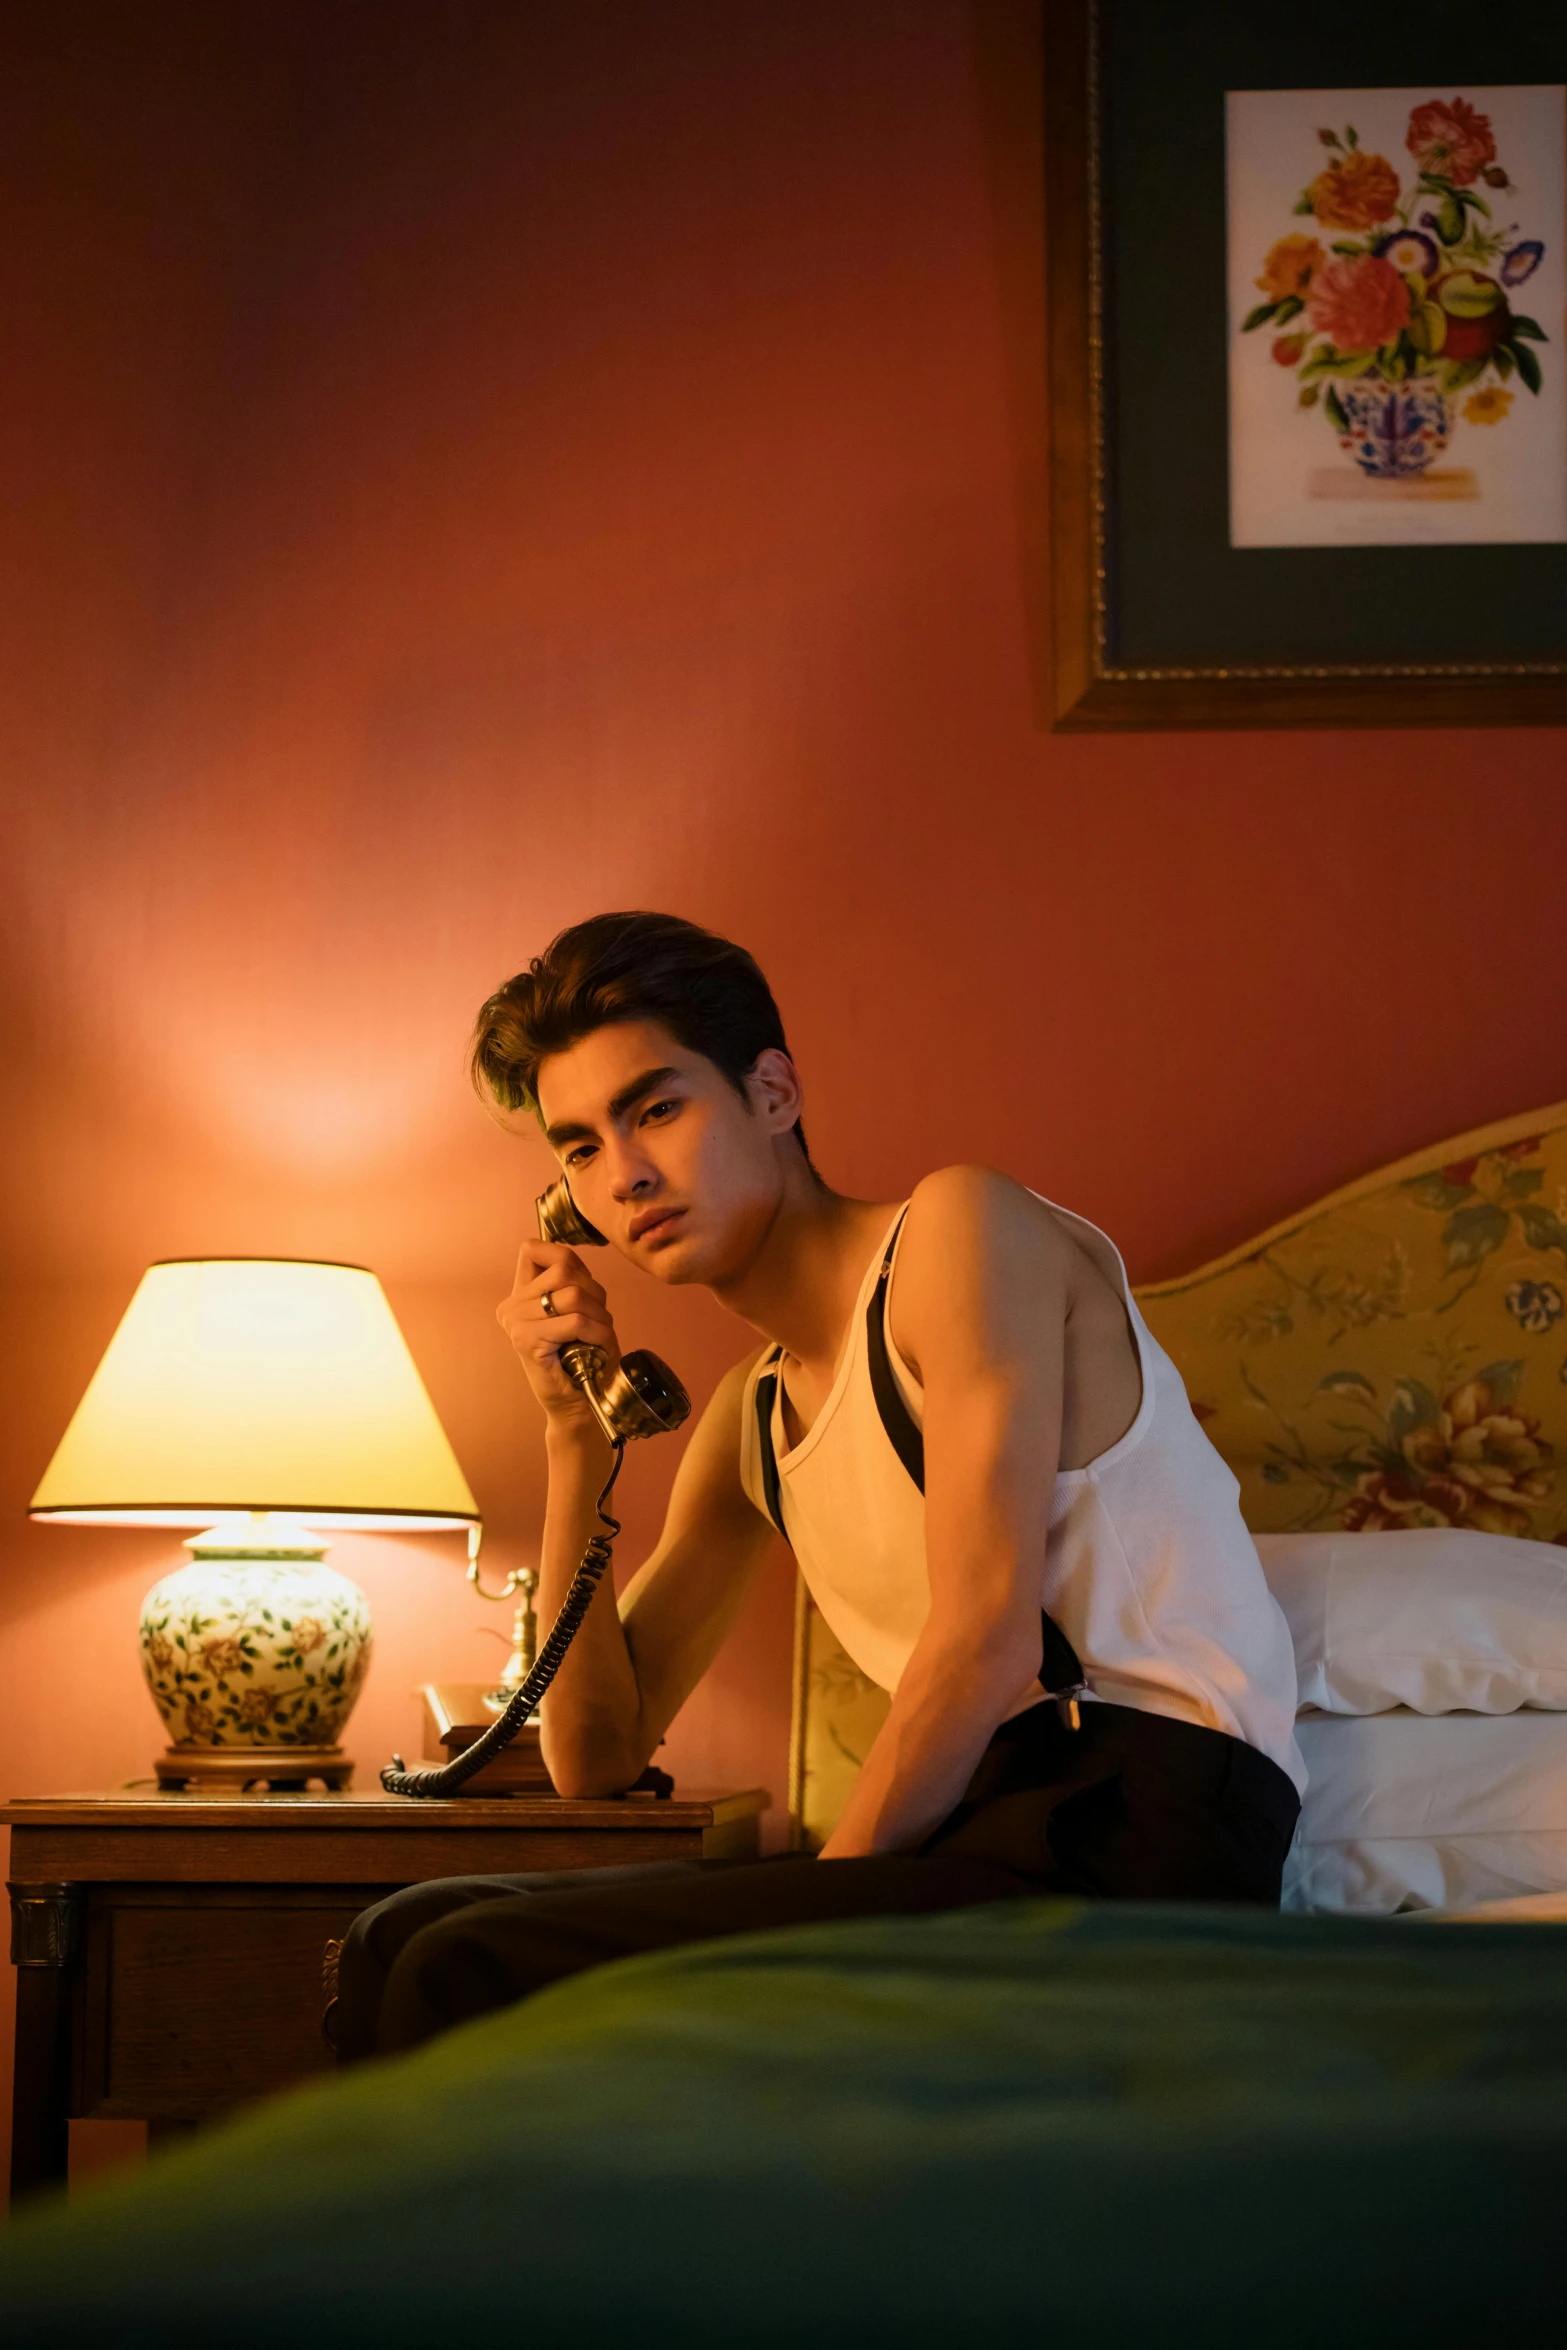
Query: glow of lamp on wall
29 1259 480 1789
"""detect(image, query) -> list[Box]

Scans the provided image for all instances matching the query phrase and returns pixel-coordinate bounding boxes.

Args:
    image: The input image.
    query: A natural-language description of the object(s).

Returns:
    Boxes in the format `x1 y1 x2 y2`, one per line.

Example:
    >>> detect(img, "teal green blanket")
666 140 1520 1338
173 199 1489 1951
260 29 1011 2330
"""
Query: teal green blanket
2 1901 1563 2345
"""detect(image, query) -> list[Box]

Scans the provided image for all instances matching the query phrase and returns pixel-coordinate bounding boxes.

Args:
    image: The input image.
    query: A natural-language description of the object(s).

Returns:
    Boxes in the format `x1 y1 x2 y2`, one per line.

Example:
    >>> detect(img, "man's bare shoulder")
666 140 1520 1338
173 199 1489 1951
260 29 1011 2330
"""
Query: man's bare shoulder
903 1165 1076 1269
890 1170 1073 1376
659 1343 775 1520
707 1342 773 1412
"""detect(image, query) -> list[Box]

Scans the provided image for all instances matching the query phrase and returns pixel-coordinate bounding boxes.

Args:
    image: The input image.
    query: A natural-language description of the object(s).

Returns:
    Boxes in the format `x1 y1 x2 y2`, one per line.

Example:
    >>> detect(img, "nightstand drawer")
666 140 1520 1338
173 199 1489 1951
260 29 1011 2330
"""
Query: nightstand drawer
82 1884 396 2120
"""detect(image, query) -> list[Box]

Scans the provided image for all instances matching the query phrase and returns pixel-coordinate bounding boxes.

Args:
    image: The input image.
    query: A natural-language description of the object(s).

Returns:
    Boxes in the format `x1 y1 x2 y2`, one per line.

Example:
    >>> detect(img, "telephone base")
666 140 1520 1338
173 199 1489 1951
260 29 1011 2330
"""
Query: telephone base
421 1683 555 1793
154 1743 353 1792
417 1685 675 1800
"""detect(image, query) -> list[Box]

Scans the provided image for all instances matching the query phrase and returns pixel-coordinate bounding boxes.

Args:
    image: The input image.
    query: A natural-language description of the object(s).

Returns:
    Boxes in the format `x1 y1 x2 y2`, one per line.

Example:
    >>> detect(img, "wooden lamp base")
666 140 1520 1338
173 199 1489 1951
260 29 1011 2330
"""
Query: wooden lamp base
154 1744 354 1791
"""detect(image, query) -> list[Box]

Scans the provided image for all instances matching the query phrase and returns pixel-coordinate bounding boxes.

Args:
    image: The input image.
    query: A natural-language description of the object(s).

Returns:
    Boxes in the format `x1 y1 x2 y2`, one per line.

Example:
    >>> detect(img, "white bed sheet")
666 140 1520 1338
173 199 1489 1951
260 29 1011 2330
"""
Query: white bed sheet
1284 1707 1567 1917
1420 1891 1567 1924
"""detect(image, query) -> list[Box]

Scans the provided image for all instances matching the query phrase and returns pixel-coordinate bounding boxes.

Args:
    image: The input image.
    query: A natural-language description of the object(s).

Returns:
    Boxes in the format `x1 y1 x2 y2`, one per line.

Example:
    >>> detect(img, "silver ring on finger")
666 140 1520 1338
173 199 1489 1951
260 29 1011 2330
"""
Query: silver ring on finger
539 1291 558 1318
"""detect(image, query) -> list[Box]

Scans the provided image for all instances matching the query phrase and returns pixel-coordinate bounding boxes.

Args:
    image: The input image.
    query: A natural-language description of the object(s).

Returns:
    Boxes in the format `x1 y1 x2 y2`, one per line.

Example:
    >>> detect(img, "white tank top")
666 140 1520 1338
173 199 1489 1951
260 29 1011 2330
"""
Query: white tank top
740 1199 1306 1794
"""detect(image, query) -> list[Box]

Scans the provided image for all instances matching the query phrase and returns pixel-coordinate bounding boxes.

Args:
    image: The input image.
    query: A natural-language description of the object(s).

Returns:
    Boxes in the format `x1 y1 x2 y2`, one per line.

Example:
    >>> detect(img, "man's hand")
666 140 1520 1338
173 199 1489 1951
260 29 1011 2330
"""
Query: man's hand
497 1239 621 1436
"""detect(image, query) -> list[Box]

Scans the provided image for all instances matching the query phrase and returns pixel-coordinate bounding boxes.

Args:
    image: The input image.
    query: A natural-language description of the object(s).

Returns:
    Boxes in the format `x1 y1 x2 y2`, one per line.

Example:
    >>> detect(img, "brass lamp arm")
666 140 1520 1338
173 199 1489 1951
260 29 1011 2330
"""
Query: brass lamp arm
466 1557 530 1603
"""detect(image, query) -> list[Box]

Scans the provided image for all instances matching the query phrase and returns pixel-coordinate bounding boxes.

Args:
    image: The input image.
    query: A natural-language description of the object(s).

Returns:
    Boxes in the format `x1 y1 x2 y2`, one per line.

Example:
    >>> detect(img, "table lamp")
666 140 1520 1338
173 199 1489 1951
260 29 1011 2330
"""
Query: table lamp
29 1258 480 1790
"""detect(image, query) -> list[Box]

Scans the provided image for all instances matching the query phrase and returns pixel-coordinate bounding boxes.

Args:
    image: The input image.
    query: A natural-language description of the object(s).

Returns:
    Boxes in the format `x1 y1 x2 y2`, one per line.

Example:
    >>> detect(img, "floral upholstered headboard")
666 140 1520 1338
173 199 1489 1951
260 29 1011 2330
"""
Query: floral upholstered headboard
788 1101 1567 1848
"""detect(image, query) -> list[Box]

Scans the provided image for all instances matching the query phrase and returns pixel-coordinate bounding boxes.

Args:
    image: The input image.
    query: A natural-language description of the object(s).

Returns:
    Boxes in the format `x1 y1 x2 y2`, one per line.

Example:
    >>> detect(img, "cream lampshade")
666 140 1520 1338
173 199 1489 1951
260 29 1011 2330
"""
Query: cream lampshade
30 1258 480 1790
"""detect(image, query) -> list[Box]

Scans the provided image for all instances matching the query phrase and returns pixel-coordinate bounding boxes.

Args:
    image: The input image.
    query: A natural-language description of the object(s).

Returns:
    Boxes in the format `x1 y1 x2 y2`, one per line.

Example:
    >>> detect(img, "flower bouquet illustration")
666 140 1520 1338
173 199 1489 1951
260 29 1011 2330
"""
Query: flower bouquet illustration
1241 96 1548 484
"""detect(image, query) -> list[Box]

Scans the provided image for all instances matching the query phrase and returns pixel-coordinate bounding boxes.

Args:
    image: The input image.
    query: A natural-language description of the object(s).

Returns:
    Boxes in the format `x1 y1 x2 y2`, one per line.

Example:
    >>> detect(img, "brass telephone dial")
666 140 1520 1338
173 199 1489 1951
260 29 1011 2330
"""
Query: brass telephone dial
381 1179 690 1799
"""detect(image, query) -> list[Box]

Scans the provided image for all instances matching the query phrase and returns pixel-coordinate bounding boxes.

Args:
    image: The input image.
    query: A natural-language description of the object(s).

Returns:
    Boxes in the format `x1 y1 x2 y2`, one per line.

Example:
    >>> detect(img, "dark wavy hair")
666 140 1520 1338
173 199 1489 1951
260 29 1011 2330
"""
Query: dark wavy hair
471 911 816 1166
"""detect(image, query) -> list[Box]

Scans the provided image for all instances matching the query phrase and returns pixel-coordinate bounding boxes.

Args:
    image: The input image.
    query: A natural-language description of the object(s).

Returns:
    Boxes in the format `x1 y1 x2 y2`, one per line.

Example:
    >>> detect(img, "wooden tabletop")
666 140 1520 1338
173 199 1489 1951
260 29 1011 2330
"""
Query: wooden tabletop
2 1788 767 1830
2 1786 772 1886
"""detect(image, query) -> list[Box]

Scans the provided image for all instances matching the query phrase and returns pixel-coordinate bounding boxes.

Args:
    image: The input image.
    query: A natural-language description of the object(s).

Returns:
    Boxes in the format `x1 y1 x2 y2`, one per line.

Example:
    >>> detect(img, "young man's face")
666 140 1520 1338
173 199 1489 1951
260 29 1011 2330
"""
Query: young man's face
533 1018 798 1285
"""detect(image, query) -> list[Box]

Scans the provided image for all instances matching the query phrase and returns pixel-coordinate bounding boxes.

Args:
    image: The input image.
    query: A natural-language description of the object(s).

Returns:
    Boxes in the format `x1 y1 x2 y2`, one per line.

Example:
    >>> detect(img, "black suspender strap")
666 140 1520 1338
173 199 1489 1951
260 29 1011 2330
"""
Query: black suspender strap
864 1218 926 1490
866 1212 1090 1716
753 1355 788 1539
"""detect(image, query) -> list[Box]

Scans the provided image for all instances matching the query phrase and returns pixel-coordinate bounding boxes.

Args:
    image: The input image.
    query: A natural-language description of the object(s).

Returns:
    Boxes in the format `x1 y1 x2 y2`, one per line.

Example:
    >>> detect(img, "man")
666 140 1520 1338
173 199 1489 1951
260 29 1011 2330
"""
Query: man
336 911 1302 2059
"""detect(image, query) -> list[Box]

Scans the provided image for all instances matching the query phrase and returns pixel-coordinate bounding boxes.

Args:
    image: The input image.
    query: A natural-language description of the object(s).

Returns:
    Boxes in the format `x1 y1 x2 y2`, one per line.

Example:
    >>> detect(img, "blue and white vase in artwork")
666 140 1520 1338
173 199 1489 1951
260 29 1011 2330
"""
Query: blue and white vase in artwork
1334 381 1452 479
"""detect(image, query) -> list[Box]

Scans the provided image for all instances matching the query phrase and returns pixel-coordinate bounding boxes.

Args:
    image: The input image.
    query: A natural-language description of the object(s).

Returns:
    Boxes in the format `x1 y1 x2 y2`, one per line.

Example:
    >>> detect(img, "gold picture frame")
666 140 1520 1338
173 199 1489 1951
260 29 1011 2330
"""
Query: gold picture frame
1044 0 1567 729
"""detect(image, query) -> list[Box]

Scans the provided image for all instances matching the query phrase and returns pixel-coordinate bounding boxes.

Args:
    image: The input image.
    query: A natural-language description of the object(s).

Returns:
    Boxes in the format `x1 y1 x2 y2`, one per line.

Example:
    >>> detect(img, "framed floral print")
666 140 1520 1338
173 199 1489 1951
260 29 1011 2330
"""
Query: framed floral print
1044 1 1567 727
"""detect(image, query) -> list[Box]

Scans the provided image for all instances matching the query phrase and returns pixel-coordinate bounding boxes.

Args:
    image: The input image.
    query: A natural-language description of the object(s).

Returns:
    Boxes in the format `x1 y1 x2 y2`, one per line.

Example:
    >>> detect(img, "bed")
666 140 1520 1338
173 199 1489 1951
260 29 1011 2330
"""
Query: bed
5 1106 1567 2329
0 1898 1563 2343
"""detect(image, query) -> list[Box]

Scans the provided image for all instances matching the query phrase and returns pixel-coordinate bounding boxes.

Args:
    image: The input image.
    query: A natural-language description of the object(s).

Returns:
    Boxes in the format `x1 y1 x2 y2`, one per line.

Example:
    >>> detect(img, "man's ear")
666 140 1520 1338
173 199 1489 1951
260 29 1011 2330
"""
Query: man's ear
745 1048 804 1137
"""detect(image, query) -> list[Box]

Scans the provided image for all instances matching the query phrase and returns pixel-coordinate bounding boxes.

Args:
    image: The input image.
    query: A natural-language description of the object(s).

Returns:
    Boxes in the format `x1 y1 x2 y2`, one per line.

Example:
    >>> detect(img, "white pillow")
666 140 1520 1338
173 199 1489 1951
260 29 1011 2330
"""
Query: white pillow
1284 1709 1567 1915
1254 1528 1567 1715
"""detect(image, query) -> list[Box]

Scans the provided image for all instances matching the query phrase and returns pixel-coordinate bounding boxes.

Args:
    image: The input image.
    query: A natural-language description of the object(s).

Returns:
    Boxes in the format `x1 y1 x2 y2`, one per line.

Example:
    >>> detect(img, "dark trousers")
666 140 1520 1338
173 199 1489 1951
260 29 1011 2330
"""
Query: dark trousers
335 1700 1300 2062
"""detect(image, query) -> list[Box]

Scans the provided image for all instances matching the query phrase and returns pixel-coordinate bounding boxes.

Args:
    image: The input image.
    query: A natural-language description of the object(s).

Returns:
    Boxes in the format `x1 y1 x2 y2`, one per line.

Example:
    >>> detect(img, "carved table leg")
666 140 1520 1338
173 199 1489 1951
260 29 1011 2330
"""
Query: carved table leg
8 1881 85 2204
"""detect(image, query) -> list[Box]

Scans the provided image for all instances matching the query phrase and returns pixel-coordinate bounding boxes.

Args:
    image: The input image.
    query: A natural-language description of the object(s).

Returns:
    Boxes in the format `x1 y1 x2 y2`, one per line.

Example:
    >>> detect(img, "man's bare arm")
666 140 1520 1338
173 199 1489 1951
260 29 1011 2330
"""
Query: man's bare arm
534 1356 778 1797
494 1237 777 1797
818 1167 1066 1858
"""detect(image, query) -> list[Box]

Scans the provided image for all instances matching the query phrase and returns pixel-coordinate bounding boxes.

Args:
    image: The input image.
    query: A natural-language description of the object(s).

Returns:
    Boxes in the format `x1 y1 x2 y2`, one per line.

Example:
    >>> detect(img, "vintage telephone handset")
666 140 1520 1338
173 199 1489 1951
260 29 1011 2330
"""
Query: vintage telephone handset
381 1178 691 1798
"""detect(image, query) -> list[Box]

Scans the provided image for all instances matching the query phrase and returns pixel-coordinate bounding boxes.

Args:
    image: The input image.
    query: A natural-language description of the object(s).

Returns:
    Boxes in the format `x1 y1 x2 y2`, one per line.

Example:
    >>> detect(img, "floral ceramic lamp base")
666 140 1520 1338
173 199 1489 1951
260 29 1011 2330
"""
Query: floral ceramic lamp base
140 1518 373 1792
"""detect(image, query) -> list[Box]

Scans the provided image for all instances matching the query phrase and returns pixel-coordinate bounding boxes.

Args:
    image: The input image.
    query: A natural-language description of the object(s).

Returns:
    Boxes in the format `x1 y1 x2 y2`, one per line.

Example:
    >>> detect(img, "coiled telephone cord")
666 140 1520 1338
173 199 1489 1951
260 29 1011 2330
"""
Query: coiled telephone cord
381 1445 627 1799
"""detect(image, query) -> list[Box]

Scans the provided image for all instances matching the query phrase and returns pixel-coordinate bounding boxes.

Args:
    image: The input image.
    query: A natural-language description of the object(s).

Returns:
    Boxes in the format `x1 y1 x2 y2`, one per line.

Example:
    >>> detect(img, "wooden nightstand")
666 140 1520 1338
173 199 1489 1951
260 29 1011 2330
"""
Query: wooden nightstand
4 1785 766 2205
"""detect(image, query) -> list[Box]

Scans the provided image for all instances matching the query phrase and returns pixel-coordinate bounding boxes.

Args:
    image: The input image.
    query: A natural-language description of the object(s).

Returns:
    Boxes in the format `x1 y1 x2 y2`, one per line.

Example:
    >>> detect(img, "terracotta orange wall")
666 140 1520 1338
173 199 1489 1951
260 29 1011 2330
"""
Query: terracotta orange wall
2 0 1563 2184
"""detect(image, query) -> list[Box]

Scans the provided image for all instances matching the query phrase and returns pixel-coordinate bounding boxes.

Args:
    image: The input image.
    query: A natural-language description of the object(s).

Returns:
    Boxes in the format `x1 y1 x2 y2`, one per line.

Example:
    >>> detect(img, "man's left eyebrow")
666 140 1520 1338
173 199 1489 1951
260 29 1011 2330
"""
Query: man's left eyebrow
543 1068 682 1149
608 1066 681 1123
